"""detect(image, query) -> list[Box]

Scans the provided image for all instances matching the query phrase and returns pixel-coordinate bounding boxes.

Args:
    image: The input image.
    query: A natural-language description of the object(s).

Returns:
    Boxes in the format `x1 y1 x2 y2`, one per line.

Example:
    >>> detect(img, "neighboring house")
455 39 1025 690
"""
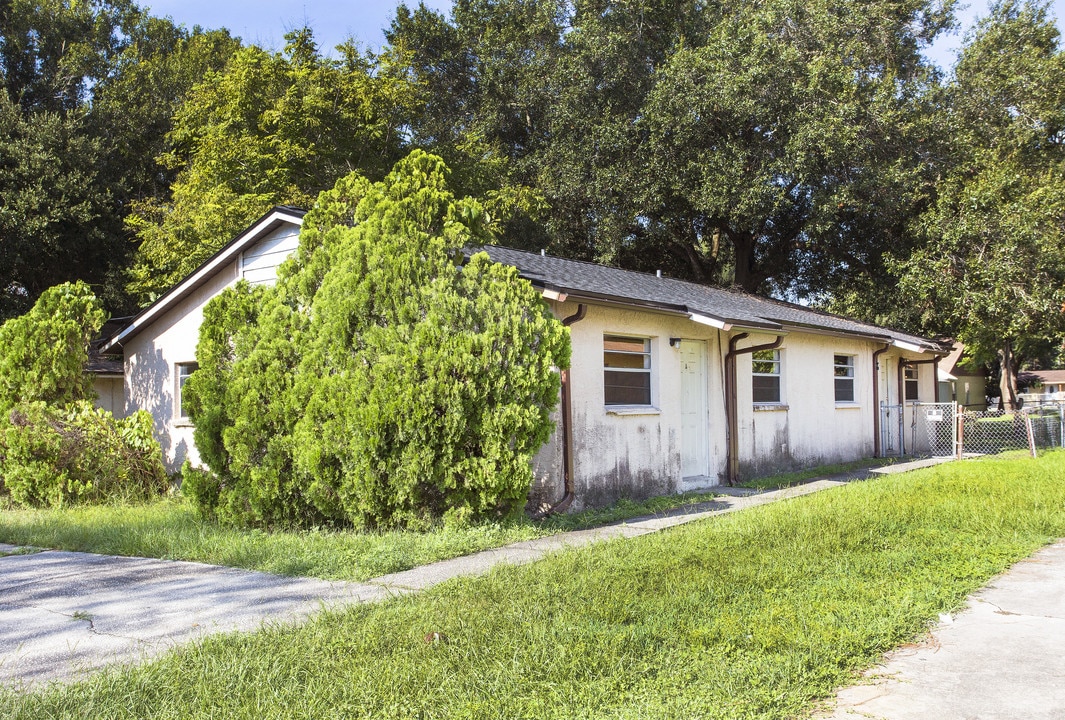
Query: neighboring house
937 342 988 411
98 207 946 510
1019 370 1065 404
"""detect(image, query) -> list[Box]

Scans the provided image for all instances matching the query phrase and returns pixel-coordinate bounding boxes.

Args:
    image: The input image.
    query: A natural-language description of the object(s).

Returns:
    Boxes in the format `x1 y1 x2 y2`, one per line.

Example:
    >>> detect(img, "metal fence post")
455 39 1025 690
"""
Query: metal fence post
956 402 964 460
1025 412 1038 458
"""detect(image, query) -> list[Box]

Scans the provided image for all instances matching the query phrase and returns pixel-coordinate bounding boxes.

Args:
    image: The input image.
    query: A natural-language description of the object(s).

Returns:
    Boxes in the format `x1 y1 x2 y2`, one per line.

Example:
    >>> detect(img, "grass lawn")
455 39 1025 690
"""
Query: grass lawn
3 451 1064 719
740 456 897 490
0 489 721 582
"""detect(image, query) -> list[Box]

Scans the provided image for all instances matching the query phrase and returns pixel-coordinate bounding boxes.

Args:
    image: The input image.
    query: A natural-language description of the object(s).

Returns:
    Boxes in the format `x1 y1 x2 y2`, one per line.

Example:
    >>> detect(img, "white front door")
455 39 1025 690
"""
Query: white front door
680 340 709 478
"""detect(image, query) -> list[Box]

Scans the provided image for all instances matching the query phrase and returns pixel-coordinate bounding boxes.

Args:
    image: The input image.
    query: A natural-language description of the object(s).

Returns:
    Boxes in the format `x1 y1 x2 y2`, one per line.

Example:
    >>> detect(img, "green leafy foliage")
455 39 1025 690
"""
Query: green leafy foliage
0 401 167 507
184 151 570 529
0 2 239 317
889 1 1065 408
126 28 418 304
0 281 104 413
388 0 951 294
0 281 168 507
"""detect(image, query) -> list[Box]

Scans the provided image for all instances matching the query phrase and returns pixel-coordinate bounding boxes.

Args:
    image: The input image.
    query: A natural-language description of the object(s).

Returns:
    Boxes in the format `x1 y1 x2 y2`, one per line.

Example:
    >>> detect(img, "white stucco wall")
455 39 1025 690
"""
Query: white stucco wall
124 260 239 472
732 332 879 477
544 302 728 510
546 304 943 509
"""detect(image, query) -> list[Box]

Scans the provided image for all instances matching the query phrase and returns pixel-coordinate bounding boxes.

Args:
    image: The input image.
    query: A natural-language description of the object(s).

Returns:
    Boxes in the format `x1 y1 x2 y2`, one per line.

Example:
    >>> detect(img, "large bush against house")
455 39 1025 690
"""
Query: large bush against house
183 151 571 529
0 283 168 506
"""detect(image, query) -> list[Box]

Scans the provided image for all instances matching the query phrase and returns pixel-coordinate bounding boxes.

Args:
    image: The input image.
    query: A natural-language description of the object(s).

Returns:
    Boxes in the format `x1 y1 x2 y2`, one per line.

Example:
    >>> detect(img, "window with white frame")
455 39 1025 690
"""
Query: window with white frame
752 349 782 404
604 335 652 406
904 365 919 401
834 355 855 403
176 362 198 419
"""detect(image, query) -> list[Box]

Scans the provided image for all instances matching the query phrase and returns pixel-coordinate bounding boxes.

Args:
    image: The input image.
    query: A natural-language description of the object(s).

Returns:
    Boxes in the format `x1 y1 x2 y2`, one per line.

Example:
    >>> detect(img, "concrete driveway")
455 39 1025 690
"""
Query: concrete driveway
0 544 387 688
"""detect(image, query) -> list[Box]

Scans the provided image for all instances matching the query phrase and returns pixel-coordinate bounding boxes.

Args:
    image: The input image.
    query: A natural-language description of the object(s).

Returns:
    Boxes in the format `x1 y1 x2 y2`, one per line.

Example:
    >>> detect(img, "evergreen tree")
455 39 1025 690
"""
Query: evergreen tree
184 151 570 529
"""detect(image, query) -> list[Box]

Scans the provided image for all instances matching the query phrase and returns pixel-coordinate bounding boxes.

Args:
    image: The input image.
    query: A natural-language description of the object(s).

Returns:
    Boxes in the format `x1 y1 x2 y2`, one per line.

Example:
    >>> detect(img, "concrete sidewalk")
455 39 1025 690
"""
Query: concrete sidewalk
818 538 1065 720
0 478 845 688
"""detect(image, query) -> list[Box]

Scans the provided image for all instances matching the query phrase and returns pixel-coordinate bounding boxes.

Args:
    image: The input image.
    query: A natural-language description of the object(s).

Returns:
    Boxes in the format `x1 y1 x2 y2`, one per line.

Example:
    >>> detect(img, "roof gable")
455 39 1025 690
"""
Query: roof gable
101 207 305 352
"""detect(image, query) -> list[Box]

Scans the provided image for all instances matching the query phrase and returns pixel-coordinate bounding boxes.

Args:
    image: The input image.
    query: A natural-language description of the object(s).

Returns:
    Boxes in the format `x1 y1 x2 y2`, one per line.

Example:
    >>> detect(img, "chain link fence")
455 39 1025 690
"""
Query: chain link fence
960 403 1064 456
880 401 1065 458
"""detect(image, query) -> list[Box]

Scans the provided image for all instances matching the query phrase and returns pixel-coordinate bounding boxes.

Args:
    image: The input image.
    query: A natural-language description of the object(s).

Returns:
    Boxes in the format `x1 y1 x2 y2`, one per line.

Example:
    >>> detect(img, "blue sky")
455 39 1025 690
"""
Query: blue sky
144 0 1065 71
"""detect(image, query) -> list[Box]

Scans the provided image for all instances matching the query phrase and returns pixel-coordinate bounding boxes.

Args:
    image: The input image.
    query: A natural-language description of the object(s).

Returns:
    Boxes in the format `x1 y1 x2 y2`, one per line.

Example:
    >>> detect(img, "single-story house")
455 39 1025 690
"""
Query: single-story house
1019 369 1065 404
94 207 947 511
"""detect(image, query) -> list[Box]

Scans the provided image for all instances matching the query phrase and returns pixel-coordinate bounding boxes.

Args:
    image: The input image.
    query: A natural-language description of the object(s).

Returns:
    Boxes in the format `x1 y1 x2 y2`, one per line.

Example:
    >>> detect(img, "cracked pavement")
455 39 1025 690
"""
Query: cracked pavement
0 545 388 689
818 539 1065 720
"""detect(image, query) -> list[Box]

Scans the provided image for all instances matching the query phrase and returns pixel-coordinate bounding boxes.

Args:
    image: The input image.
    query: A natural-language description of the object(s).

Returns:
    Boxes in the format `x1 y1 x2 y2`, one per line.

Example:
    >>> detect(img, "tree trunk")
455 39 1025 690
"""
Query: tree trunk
731 231 760 292
998 340 1020 412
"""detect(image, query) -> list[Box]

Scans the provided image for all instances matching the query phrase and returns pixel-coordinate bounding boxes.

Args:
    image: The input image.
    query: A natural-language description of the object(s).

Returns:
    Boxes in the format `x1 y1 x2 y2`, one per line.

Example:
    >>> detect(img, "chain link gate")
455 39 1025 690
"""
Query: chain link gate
911 402 958 457
880 401 958 458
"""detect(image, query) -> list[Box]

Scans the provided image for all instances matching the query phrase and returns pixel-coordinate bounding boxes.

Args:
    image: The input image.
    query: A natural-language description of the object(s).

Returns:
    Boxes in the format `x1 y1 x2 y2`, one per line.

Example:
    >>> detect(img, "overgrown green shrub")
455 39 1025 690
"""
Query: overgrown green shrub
0 282 170 507
185 151 570 529
0 281 104 414
0 401 168 507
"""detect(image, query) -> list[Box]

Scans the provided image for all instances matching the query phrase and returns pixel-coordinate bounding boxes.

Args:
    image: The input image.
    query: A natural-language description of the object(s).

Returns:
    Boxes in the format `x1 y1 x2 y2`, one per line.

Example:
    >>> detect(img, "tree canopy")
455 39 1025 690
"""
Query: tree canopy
890 0 1065 408
387 0 953 294
0 0 238 317
125 28 418 304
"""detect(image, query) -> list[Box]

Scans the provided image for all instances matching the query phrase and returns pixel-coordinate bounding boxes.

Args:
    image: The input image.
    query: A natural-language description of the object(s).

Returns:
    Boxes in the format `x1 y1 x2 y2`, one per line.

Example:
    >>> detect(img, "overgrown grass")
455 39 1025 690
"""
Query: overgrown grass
741 456 898 490
3 452 1064 719
0 490 717 581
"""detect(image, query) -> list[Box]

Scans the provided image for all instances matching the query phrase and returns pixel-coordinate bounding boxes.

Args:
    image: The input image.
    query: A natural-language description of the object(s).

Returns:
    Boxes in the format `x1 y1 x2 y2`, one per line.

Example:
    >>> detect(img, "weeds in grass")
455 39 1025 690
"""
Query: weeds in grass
2 452 1064 719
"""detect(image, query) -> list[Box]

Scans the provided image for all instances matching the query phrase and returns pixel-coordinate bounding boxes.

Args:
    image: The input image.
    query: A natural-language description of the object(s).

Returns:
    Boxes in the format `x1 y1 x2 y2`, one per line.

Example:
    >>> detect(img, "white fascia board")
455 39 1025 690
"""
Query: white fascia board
101 209 303 353
892 339 925 354
688 312 733 331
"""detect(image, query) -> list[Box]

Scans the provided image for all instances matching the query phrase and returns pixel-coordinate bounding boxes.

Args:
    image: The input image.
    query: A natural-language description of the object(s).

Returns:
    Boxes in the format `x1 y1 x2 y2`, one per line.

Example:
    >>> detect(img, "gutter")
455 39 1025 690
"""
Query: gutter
724 333 785 486
535 303 587 517
872 343 891 457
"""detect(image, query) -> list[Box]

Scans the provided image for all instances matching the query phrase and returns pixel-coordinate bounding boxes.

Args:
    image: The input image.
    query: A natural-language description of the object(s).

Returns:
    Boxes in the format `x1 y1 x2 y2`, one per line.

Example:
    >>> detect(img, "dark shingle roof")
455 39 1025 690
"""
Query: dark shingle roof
479 245 943 351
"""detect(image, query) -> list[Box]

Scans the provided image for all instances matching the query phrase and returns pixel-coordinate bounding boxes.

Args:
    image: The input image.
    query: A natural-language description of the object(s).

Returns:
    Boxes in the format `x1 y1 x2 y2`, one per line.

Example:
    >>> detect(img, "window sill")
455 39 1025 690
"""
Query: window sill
835 403 861 409
753 404 788 412
174 418 195 428
606 406 661 416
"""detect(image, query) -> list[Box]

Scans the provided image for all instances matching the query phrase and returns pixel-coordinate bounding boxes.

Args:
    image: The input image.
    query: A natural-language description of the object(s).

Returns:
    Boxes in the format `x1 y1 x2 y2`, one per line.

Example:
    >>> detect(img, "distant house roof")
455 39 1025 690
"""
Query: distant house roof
1023 369 1065 386
87 316 132 375
937 342 986 382
479 246 944 352
100 206 306 353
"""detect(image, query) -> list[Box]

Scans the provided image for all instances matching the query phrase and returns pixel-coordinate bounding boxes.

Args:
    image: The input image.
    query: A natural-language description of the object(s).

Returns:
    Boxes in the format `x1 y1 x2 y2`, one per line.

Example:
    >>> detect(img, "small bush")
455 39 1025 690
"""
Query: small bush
0 401 169 507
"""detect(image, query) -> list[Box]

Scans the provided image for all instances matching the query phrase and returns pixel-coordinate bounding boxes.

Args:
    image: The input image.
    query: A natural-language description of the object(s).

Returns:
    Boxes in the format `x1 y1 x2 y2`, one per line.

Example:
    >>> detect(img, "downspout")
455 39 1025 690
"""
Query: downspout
535 303 586 517
872 344 890 457
725 333 785 486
